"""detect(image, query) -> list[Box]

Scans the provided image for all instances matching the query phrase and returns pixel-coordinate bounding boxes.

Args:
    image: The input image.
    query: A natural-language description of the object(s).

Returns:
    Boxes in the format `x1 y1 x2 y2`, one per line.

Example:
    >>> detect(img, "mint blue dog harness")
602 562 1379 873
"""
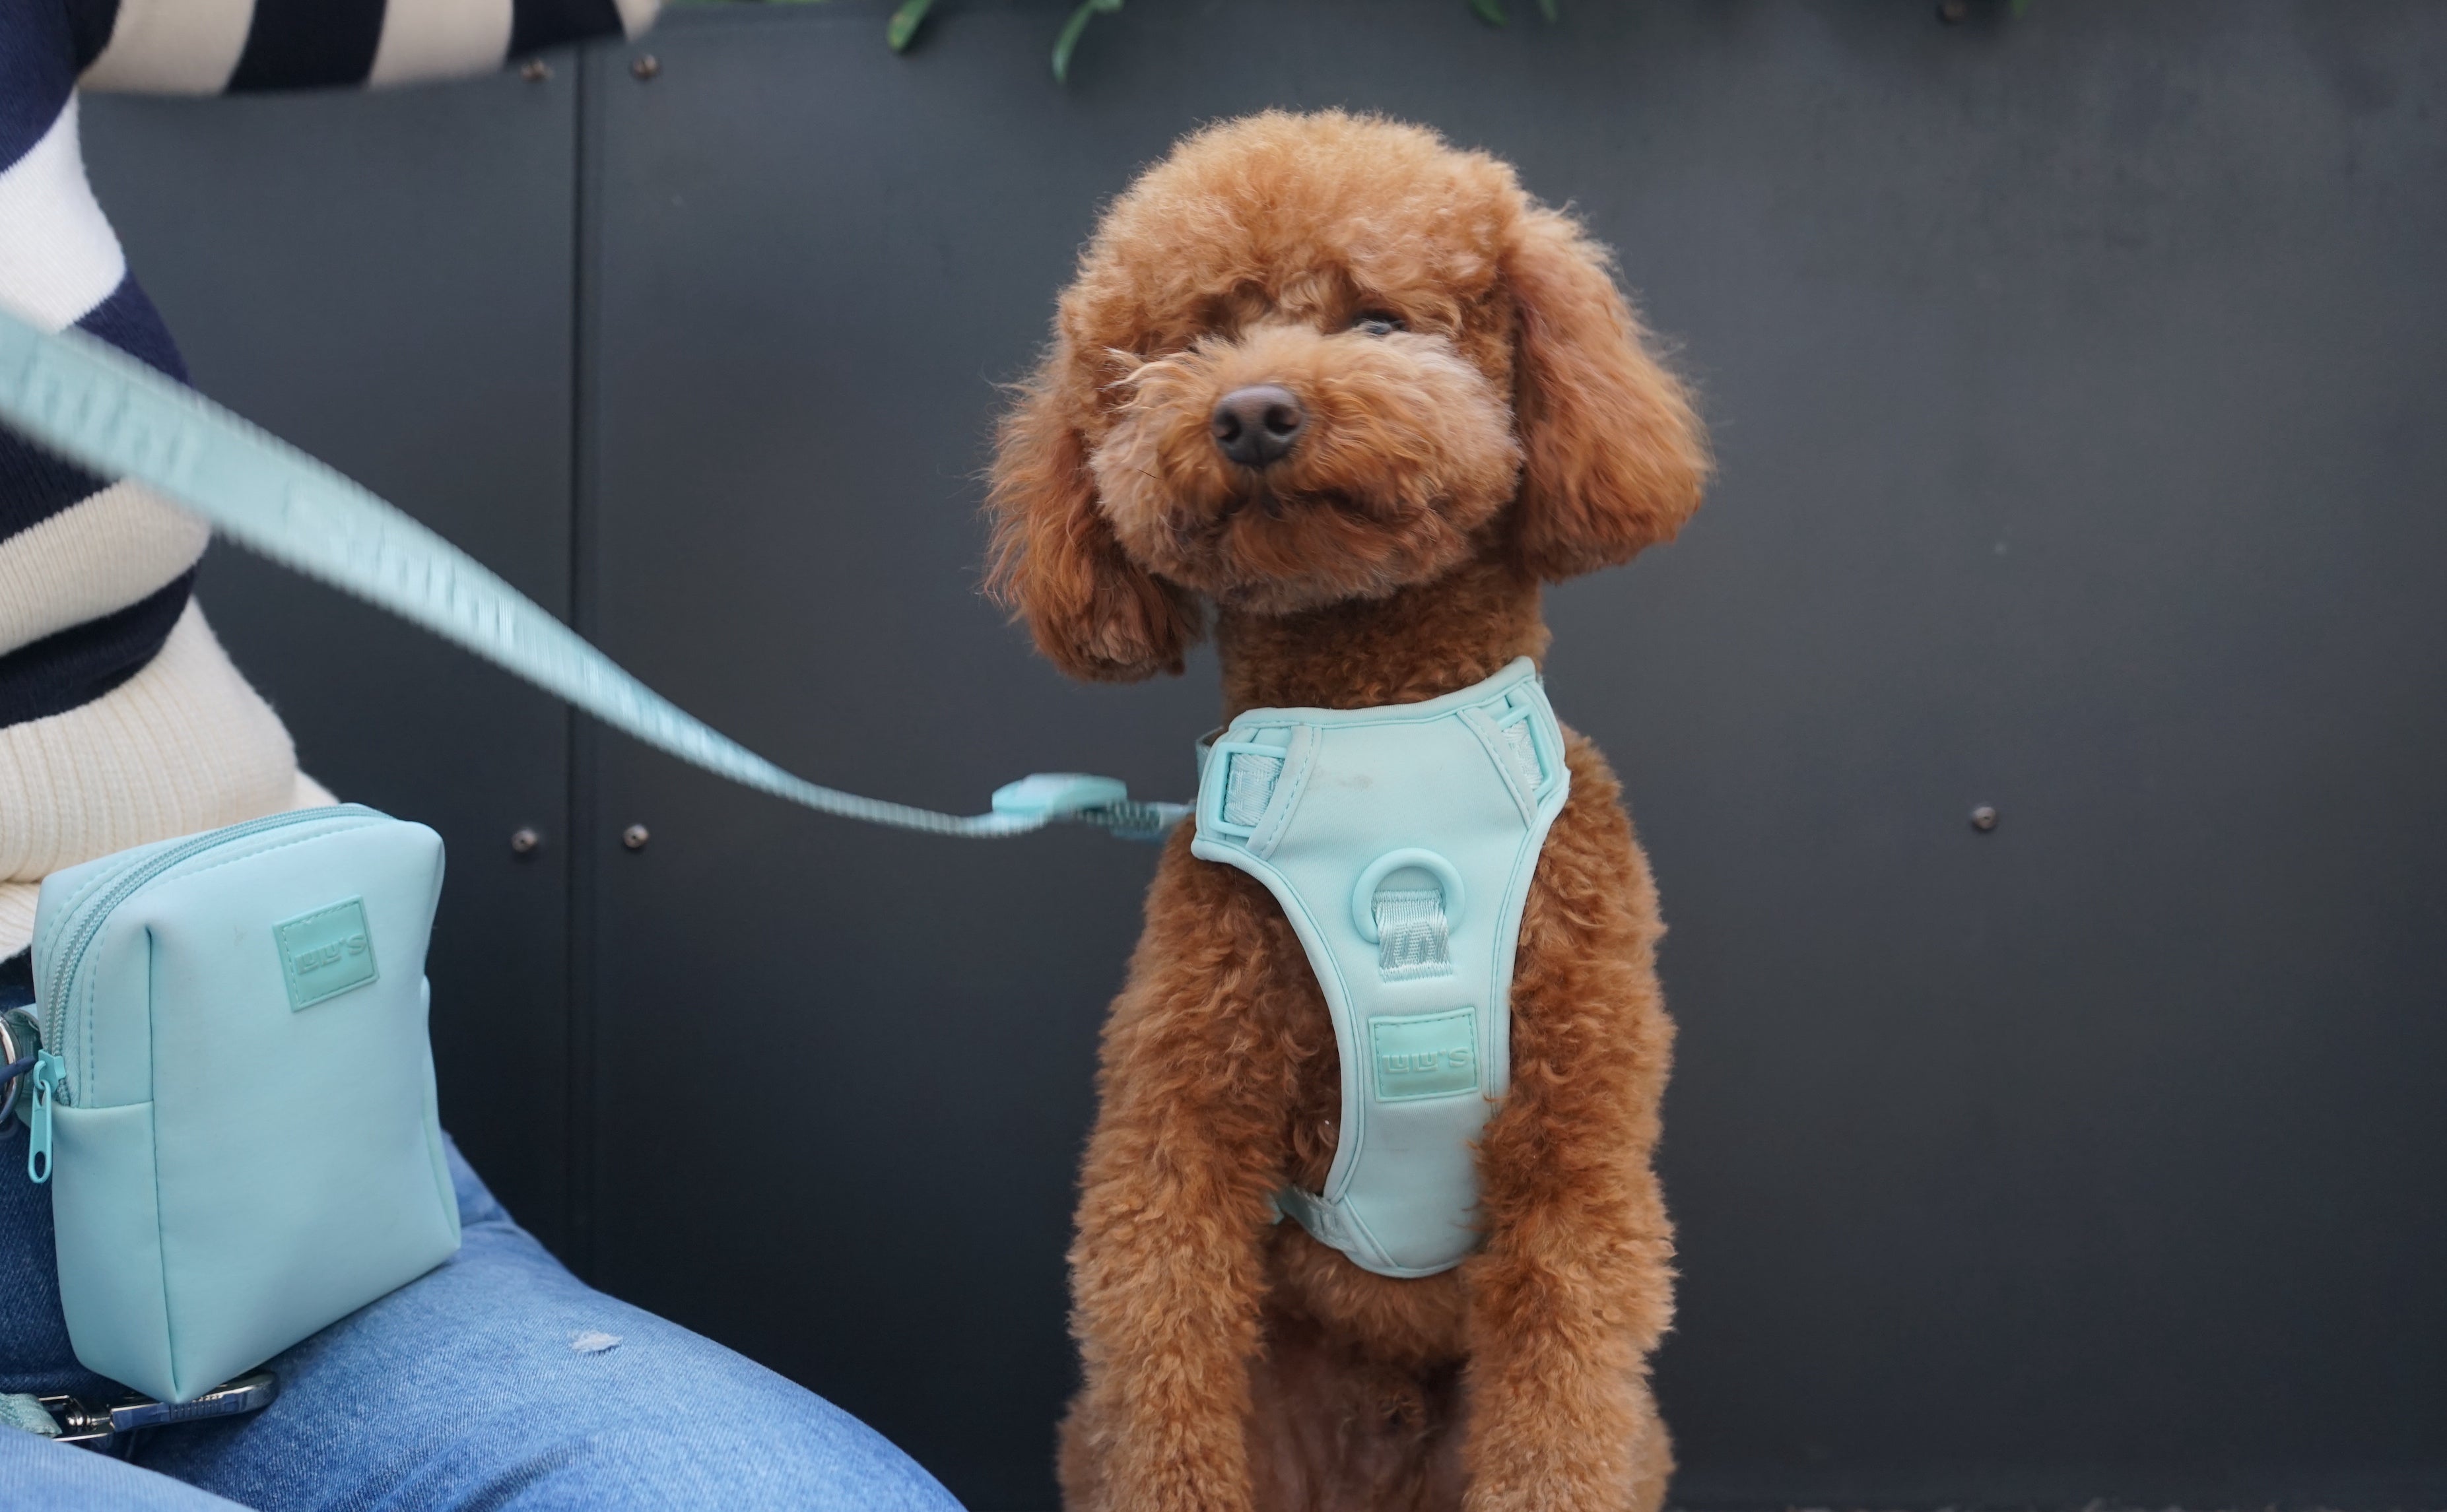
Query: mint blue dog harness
1192 657 1570 1278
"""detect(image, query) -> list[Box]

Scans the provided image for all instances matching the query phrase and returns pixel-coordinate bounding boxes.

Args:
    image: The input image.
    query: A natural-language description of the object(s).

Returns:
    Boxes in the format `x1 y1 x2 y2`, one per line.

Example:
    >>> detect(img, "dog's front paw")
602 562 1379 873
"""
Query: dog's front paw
1462 1399 1671 1512
1465 1475 1608 1512
1100 1460 1254 1512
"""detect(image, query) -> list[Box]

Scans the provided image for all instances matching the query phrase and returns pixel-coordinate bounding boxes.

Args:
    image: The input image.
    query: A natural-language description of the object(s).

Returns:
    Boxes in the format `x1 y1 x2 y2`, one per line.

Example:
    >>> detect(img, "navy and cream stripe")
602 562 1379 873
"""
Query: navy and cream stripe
0 0 655 955
81 0 653 94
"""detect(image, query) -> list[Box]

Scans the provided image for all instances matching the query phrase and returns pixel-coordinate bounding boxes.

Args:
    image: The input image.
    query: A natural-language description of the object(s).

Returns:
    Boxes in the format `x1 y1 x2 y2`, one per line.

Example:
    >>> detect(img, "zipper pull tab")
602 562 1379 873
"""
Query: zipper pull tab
26 1052 62 1185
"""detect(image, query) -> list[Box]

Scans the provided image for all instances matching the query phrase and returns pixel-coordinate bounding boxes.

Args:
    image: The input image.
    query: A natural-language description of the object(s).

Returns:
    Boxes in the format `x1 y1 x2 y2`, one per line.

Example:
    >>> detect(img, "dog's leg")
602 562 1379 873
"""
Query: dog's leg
1062 854 1299 1512
1458 750 1678 1512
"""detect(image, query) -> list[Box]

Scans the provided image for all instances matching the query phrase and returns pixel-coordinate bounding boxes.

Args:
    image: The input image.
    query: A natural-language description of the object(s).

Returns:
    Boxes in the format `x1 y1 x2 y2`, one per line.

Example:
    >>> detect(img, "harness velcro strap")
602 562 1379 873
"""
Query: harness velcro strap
1222 750 1283 828
1498 717 1544 793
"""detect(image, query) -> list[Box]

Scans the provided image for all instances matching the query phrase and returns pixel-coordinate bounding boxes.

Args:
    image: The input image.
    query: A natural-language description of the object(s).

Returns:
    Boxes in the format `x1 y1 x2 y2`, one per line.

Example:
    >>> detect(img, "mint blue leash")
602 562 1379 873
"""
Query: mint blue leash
0 308 1185 841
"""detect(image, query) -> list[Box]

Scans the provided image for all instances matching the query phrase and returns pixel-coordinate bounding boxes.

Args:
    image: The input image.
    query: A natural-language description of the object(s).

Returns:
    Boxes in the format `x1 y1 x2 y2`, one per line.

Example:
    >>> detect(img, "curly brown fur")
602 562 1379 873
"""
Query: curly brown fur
990 110 1708 1512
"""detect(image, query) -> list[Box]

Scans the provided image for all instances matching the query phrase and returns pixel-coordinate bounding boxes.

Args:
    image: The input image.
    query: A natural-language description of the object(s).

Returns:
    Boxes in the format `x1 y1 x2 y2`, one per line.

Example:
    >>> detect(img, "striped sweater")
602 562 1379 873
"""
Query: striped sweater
0 0 655 956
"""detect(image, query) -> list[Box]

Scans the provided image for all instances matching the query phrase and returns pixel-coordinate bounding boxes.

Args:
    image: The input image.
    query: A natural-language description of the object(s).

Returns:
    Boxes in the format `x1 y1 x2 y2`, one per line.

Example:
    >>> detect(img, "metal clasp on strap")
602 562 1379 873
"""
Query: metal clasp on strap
34 1371 279 1446
0 1004 35 1127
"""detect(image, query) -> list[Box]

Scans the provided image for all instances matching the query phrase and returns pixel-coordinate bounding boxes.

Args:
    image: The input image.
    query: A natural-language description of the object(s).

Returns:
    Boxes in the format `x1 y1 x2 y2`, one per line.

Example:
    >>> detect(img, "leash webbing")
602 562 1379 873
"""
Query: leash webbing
0 308 1184 841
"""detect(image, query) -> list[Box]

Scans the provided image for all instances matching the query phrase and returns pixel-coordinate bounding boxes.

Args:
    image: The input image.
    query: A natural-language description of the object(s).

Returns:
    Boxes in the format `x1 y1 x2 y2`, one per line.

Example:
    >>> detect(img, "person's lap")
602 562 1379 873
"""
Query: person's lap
0 1136 960 1512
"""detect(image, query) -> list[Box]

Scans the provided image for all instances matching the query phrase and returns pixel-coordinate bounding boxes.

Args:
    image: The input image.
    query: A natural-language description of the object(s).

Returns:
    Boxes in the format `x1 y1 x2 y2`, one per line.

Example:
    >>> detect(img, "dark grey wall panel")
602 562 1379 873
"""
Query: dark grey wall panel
582 4 2446 1508
574 20 1210 1503
81 73 584 1256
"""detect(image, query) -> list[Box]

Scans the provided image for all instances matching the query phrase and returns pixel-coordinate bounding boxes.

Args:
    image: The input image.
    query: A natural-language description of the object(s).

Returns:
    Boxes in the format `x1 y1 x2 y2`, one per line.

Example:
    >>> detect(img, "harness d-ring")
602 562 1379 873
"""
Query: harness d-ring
1351 849 1467 943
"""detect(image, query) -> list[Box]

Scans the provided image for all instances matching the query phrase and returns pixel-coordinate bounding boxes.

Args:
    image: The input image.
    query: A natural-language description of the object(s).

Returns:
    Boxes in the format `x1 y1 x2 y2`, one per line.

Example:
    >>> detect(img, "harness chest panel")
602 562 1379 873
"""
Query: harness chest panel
1191 658 1570 1278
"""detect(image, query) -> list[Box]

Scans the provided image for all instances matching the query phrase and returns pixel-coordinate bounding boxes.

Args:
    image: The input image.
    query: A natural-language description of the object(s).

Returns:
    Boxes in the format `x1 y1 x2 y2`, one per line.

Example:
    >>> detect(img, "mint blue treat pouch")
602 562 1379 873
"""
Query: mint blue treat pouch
25 805 461 1404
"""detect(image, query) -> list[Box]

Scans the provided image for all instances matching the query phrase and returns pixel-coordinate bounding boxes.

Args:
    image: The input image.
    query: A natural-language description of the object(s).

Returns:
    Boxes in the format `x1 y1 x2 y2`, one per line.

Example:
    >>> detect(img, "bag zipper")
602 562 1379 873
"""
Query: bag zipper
26 1051 62 1183
37 805 379 1106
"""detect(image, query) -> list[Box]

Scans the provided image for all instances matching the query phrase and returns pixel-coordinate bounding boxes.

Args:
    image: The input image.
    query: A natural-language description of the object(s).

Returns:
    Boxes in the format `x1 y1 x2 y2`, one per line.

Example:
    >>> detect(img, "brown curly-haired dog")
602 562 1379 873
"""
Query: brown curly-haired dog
988 110 1708 1512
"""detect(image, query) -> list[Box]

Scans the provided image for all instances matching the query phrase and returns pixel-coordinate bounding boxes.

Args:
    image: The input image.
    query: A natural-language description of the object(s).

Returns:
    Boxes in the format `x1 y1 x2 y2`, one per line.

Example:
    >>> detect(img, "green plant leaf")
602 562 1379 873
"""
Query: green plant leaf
1537 0 1558 20
1469 0 1508 24
1052 0 1122 84
887 0 933 51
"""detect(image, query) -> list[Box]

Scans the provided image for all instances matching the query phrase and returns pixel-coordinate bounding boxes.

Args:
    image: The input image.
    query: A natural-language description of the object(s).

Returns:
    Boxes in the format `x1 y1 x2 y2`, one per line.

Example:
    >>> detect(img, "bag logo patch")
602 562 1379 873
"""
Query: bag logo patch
1370 1006 1480 1102
275 898 379 1010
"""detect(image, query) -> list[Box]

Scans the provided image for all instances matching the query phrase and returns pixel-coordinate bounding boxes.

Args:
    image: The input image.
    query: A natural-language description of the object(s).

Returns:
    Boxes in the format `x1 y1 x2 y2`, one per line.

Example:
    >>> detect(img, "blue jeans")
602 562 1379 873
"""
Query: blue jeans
0 966 962 1511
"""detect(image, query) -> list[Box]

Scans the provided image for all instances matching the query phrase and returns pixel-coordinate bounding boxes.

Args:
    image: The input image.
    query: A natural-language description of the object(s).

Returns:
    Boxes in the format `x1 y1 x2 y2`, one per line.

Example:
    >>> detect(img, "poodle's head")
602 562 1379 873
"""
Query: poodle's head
988 110 1708 681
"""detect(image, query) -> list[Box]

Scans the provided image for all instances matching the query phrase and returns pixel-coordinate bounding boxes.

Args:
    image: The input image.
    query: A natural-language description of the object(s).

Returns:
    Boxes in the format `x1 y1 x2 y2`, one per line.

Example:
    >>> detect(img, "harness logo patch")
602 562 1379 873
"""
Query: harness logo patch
275 898 379 1010
1370 1006 1480 1102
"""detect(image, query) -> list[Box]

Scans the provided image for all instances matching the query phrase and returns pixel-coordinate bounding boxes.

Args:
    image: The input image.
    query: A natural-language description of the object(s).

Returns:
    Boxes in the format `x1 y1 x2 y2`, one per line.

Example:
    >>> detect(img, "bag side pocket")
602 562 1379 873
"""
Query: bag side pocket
51 1100 176 1401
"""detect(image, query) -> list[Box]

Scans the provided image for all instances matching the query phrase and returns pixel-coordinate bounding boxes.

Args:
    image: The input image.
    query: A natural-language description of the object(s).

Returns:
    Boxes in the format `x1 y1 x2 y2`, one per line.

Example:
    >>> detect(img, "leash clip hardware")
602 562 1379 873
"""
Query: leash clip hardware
0 1005 34 1126
990 773 1188 842
36 1371 280 1446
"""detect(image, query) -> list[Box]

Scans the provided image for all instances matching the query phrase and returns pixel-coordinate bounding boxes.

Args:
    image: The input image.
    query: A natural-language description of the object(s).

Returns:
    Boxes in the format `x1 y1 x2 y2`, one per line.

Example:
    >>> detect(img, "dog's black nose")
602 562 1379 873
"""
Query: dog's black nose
1211 385 1306 469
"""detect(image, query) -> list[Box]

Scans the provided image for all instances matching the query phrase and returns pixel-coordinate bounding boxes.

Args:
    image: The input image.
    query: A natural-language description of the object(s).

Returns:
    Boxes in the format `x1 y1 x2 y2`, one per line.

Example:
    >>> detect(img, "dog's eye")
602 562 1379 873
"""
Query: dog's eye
1351 312 1405 337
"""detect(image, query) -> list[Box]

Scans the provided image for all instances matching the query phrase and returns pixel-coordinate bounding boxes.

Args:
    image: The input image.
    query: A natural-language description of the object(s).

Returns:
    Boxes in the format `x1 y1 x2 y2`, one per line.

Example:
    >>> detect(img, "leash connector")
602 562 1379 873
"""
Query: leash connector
991 773 1130 824
36 1371 279 1446
990 773 1187 842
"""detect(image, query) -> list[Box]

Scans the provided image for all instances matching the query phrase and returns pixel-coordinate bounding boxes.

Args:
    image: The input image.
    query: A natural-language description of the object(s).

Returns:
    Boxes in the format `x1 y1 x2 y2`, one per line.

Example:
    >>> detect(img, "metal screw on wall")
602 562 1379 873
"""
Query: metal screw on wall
622 824 651 851
1969 805 1999 833
630 53 660 81
509 827 543 858
518 59 551 82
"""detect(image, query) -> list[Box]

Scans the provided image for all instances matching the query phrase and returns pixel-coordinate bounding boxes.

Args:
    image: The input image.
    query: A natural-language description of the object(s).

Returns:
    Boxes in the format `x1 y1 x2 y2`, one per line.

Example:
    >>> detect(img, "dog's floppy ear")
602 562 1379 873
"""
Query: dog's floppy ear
1503 206 1710 581
986 357 1199 682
